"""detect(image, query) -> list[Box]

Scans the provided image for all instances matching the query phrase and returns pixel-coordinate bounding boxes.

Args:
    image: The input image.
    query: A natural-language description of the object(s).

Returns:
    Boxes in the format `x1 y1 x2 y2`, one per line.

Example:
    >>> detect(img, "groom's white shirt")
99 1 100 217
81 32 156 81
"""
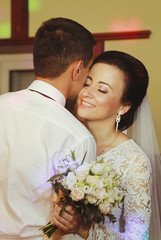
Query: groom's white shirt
0 80 96 240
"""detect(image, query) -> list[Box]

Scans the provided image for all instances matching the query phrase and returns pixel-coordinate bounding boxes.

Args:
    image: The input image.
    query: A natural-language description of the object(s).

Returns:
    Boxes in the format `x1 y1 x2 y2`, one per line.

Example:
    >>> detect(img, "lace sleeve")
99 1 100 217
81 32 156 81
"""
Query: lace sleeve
87 151 152 240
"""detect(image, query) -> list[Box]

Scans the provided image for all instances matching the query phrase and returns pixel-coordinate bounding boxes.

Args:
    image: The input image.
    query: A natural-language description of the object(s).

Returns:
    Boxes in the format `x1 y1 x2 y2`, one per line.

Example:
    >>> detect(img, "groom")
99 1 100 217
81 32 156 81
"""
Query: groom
0 17 96 239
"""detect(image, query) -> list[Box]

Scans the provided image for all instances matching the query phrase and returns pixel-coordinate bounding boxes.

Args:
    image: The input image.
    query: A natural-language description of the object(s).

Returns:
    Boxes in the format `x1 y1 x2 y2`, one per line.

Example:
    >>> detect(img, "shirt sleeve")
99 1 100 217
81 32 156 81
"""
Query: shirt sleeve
87 153 152 240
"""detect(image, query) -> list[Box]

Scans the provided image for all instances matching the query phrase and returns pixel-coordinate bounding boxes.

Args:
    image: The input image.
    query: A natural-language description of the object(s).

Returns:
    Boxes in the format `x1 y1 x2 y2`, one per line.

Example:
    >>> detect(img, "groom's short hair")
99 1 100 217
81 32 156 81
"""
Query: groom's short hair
33 17 96 79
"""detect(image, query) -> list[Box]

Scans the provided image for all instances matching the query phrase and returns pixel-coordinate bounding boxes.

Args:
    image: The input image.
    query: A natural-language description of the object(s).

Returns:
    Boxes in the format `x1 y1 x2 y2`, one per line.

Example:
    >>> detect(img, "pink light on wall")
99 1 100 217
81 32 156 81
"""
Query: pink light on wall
109 18 143 32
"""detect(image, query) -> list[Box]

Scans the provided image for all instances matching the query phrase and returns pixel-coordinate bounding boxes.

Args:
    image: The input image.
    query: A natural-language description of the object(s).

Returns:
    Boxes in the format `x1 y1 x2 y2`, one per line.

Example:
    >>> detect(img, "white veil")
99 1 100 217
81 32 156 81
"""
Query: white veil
127 95 161 240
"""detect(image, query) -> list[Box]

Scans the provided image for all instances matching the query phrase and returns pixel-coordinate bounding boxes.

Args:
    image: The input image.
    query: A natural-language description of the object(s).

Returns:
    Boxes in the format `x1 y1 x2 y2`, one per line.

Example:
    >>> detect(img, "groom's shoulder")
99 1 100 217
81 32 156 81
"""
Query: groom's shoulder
61 107 90 135
56 105 93 136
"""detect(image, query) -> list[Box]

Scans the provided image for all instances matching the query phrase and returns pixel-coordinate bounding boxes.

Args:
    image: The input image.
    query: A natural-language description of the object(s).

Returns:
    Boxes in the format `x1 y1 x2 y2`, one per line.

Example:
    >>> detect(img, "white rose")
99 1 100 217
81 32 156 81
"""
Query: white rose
91 163 104 175
86 175 95 184
81 185 93 195
99 201 112 215
70 188 84 201
94 179 104 189
104 189 115 203
86 176 104 190
95 188 105 199
76 171 87 181
112 187 124 202
86 194 97 204
75 164 91 179
62 172 77 190
76 163 91 175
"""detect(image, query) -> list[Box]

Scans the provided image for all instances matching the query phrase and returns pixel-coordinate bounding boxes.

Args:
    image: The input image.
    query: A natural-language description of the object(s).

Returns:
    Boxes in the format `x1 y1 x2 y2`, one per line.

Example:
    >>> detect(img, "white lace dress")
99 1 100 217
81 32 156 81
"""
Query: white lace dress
87 139 152 240
53 139 152 240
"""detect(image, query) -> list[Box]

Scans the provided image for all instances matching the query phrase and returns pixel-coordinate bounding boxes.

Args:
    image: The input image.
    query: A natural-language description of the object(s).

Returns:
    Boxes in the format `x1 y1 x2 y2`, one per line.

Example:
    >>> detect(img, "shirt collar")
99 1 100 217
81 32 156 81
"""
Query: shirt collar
28 80 66 107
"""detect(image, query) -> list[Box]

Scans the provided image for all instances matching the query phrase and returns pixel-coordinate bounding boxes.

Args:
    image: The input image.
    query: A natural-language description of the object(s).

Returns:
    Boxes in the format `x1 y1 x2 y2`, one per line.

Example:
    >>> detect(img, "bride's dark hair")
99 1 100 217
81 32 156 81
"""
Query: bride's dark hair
92 50 149 131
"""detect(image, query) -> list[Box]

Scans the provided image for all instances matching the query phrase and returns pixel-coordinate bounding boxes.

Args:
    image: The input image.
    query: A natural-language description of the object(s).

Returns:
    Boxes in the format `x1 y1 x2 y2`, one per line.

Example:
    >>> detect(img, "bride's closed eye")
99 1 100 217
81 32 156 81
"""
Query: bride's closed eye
97 84 108 94
84 76 92 86
97 89 107 94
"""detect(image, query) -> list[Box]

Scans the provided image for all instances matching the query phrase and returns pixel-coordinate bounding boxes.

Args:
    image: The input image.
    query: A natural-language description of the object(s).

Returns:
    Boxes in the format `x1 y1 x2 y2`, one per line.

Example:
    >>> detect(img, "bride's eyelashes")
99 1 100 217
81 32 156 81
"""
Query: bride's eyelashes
83 76 109 94
84 83 90 87
97 85 108 94
97 89 107 94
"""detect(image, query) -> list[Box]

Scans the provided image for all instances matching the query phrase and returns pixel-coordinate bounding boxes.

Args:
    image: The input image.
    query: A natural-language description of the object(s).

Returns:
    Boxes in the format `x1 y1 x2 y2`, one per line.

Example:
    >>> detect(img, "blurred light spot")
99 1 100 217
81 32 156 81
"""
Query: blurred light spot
28 0 42 12
109 19 142 32
0 9 9 21
0 22 11 38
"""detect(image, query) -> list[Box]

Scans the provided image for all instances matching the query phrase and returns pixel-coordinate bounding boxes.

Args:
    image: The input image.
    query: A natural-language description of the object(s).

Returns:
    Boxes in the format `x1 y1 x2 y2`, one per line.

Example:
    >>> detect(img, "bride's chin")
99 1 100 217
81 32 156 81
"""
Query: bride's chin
76 113 86 123
77 111 87 119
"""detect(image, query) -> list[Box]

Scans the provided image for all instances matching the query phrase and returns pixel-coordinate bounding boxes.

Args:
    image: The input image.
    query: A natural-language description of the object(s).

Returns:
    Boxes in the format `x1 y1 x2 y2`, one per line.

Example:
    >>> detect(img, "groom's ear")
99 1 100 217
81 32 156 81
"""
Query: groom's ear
72 60 83 81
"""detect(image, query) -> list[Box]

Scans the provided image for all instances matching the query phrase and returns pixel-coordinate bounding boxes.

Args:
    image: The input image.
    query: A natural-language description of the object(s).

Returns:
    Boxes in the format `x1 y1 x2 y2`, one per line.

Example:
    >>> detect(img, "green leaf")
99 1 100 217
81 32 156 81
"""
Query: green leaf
97 157 105 163
52 182 64 195
106 213 117 223
81 151 87 165
47 172 66 182
70 149 76 161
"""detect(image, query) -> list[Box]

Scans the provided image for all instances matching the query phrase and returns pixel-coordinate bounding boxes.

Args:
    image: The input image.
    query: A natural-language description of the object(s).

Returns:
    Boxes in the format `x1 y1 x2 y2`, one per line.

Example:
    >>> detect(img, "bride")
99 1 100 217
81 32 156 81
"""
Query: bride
50 50 161 240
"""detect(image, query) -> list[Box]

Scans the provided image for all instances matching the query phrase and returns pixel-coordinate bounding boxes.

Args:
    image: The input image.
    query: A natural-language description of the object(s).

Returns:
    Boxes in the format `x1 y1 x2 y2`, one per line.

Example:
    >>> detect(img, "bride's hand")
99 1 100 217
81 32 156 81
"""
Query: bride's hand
52 203 80 234
51 203 90 239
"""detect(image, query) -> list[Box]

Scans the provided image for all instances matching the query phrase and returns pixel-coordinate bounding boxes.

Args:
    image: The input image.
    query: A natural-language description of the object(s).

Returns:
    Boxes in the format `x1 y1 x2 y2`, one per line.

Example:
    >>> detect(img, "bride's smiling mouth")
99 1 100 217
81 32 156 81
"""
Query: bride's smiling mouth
81 100 95 108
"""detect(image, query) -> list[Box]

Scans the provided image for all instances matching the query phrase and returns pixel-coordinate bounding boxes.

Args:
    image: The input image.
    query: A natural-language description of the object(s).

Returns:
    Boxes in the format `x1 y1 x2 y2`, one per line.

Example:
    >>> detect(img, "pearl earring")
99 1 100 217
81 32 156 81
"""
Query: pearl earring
116 111 122 132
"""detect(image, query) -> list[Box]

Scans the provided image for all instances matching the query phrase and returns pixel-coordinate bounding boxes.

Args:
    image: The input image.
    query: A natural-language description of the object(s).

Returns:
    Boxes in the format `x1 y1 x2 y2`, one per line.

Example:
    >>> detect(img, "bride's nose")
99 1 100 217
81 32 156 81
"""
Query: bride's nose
82 85 94 97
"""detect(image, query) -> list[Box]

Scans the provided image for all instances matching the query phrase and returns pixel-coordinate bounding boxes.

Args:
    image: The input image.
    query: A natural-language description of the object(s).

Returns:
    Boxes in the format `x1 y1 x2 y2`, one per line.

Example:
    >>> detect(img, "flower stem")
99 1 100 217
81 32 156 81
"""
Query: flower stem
40 222 58 238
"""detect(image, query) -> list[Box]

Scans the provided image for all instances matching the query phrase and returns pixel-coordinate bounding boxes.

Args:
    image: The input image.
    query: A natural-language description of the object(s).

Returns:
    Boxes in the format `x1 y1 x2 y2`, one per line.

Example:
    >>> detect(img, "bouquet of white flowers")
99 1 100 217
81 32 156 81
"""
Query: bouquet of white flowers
40 150 124 238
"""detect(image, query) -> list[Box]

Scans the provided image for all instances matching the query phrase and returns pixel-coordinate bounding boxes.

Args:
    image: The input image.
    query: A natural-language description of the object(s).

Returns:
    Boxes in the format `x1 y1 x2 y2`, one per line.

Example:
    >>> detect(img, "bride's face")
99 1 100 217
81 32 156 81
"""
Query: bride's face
77 63 125 121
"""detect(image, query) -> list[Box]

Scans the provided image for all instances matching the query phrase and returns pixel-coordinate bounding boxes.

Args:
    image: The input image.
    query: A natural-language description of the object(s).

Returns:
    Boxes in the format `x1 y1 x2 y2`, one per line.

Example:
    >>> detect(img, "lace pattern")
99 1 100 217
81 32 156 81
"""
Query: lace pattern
87 139 152 240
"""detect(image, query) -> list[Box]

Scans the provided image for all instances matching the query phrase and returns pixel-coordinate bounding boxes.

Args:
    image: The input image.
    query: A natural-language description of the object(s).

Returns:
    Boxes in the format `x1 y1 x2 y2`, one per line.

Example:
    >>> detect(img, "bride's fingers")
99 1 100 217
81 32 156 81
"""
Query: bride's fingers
65 205 77 215
51 209 79 233
55 205 77 223
52 215 69 231
52 213 77 232
53 211 76 226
